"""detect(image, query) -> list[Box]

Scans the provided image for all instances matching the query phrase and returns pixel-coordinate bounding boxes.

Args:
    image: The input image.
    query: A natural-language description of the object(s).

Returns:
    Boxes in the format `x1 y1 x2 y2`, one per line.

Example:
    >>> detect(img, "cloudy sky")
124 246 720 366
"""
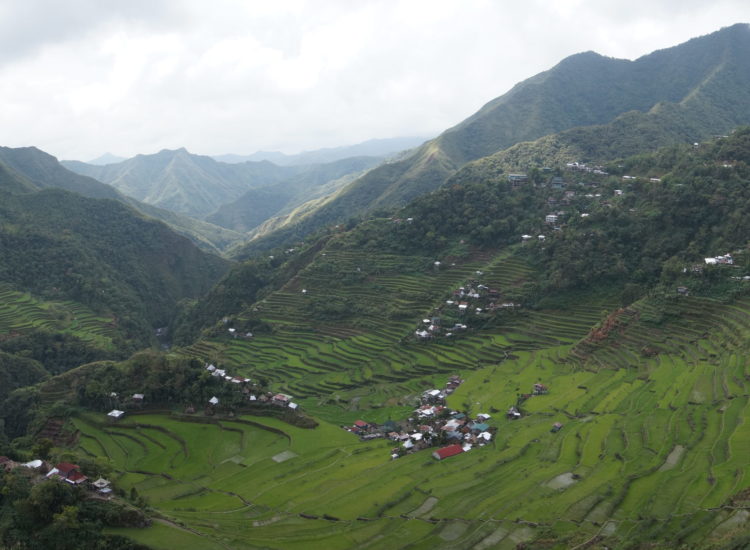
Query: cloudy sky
0 0 747 161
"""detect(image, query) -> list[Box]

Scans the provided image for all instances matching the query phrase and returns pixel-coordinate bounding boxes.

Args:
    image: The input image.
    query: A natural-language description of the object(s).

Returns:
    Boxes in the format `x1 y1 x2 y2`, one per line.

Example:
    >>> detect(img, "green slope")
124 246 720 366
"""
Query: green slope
0 187 229 344
206 156 381 233
63 148 292 218
7 130 750 548
0 145 243 253
237 23 750 256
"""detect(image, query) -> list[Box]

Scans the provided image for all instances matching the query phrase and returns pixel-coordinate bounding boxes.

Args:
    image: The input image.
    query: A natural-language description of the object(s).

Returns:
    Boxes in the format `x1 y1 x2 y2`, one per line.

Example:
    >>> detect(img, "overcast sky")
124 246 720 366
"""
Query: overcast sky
0 0 747 161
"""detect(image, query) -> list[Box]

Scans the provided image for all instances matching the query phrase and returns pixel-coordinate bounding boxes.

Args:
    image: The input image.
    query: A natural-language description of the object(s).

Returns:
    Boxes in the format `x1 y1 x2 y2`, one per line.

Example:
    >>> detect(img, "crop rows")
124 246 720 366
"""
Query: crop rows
0 283 117 347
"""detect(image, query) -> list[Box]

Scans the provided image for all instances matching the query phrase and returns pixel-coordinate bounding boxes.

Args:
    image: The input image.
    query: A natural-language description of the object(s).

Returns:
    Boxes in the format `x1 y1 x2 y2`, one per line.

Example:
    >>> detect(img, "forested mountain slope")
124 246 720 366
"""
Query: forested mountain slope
0 146 243 253
236 23 750 255
64 149 383 226
205 156 380 232
64 148 292 218
0 185 229 345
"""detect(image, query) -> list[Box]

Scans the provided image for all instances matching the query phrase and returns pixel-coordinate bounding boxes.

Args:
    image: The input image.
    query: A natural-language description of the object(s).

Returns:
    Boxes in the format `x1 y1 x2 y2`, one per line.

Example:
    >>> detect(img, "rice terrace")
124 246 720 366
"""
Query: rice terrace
3 15 750 550
61 239 750 549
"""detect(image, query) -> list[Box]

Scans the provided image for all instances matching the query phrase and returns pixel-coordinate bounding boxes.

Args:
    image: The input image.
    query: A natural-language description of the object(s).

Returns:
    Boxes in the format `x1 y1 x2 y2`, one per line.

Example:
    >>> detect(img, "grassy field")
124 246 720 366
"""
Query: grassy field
70 241 750 548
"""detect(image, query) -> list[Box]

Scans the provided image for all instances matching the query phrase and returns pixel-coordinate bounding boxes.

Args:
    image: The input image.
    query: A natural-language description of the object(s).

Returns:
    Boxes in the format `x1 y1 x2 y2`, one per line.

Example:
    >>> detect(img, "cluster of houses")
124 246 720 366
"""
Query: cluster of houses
105 392 146 421
414 278 519 340
205 362 300 411
565 161 608 176
106 364 298 420
0 457 113 496
205 363 253 386
222 317 254 339
410 378 491 460
342 376 500 461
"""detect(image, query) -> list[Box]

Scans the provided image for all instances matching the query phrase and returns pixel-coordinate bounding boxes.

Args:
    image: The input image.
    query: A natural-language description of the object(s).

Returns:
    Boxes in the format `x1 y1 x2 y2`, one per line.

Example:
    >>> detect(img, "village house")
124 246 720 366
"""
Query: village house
705 254 733 265
47 462 87 485
272 393 292 406
507 406 521 420
549 176 565 189
353 420 369 430
432 444 464 460
92 478 112 495
551 422 564 433
107 409 125 421
22 459 45 471
422 389 445 404
533 383 549 395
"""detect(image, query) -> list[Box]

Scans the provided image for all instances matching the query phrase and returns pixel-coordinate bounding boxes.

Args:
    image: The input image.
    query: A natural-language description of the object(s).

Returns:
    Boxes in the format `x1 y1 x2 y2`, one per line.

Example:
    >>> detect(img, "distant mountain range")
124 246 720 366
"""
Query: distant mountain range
63 148 385 231
0 146 242 254
87 152 125 165
211 136 427 165
233 23 750 256
0 148 230 344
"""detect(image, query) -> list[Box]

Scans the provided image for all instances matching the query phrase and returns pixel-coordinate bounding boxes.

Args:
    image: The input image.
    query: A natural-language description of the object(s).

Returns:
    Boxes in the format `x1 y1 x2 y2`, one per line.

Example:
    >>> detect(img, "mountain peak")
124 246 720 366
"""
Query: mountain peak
87 152 125 165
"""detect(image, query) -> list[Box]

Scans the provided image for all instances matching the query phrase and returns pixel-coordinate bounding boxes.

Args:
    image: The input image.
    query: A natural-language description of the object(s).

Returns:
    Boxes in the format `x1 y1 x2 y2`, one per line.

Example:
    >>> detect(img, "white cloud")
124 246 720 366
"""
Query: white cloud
0 0 746 160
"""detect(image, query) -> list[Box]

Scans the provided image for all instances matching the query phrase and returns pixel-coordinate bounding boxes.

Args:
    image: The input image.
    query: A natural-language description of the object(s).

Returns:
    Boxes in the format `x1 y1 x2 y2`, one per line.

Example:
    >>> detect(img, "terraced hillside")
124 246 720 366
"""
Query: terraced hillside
66 298 750 548
0 283 119 349
181 239 613 421
74 288 750 549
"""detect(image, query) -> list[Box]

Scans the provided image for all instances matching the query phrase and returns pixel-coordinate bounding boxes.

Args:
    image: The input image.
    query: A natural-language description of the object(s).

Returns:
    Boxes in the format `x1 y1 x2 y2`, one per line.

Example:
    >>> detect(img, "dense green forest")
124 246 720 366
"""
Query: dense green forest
0 189 229 343
0 472 149 550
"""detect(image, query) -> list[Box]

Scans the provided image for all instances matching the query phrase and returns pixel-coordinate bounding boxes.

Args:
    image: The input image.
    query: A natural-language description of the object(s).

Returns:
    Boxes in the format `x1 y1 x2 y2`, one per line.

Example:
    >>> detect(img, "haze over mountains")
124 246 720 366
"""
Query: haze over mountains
211 136 427 165
4 23 750 550
63 141 404 233
231 23 750 255
53 24 750 260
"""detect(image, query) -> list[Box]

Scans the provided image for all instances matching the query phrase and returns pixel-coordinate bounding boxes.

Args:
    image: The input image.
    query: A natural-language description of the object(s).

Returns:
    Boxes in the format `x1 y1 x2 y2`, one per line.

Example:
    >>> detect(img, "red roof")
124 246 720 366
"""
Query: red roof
55 462 80 475
66 471 88 484
353 420 368 428
432 444 464 460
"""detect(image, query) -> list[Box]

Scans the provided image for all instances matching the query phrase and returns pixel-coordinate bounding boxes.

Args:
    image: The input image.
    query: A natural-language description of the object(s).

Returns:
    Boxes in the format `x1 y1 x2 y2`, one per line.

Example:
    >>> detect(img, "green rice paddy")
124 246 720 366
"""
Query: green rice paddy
72 246 750 548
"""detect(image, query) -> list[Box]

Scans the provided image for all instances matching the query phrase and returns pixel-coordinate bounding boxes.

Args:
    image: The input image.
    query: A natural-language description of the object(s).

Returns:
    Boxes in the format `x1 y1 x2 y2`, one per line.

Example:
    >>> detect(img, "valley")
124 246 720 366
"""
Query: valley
2 23 750 550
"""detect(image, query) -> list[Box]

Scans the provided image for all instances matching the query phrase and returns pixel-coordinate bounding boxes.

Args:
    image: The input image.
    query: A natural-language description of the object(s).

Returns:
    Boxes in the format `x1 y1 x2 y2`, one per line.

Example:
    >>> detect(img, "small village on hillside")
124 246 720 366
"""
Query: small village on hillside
341 375 562 460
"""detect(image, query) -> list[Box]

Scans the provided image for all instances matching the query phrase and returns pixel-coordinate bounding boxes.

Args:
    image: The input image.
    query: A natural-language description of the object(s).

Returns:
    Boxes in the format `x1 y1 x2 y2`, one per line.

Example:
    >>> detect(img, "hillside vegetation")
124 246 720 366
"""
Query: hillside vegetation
61 126 750 548
64 149 384 232
236 23 750 255
5 26 750 550
0 146 243 253
4 130 750 548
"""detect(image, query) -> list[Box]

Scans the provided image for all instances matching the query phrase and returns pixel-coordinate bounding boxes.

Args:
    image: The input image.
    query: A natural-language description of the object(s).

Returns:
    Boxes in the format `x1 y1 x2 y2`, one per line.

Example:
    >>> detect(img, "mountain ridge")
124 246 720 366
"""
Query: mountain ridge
1 146 243 253
235 23 750 256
